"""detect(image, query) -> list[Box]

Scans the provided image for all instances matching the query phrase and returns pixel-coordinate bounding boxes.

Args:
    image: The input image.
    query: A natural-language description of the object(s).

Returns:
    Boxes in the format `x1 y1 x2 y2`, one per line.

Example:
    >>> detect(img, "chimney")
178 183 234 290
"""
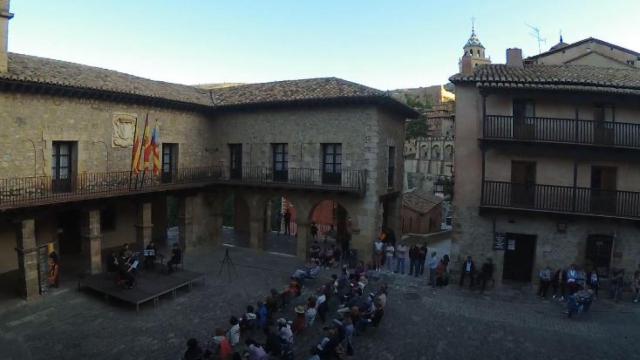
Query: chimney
460 56 474 75
506 48 523 68
0 0 13 73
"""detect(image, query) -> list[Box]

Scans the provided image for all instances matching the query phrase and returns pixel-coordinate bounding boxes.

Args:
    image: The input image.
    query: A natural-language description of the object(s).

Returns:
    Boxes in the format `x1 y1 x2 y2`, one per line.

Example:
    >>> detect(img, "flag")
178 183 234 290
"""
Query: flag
151 121 161 175
131 116 143 174
141 116 152 170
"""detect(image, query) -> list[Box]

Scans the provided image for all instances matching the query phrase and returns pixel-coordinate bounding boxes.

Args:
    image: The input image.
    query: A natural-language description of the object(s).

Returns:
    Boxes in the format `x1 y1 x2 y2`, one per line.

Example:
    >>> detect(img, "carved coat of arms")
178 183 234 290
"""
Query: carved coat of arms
112 113 137 147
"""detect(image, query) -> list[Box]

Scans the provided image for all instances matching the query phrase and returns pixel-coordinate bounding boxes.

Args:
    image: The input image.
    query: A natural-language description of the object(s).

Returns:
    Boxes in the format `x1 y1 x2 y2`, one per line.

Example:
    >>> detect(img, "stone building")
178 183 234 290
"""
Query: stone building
450 36 640 285
0 1 417 300
401 189 443 234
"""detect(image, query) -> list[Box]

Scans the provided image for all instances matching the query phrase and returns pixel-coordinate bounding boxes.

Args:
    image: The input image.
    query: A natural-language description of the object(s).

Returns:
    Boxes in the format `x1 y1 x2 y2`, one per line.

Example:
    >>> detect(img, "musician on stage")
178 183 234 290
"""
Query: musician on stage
167 243 182 274
144 241 158 270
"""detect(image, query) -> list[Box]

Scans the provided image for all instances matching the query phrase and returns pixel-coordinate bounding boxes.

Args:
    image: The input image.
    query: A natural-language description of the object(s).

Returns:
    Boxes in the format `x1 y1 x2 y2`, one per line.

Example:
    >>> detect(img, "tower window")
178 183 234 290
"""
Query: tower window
470 49 473 55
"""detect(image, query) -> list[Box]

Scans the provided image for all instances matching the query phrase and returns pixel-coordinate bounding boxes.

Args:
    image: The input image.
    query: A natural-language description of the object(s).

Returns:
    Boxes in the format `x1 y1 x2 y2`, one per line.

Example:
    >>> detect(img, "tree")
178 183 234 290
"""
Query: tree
406 117 428 139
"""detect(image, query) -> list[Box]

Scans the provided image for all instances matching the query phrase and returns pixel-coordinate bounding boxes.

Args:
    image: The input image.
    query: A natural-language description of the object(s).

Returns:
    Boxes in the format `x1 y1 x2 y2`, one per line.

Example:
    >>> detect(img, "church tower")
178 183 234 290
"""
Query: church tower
459 21 491 74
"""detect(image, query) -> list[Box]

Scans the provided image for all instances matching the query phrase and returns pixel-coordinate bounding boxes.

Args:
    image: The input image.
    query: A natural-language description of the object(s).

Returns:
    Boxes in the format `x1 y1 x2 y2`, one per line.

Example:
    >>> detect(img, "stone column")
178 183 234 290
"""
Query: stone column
16 219 39 300
211 207 224 247
249 217 264 251
135 202 153 250
82 209 102 274
178 196 195 250
296 220 310 260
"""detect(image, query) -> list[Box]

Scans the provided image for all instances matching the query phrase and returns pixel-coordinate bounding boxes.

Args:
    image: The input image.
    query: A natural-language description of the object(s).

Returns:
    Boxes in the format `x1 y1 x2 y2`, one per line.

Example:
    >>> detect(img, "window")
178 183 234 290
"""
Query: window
444 145 454 161
229 144 242 180
388 146 395 189
161 143 178 183
51 141 75 193
322 143 342 185
272 143 288 182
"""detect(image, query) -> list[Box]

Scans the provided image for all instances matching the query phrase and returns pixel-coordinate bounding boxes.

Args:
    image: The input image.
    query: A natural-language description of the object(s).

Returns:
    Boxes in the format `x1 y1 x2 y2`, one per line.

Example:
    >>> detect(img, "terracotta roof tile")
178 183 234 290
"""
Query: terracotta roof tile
1 53 418 117
450 64 640 95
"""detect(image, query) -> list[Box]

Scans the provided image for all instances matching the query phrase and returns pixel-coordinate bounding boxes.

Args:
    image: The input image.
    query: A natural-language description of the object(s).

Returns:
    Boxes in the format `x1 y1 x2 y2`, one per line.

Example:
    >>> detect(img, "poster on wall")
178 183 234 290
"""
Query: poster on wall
493 232 506 250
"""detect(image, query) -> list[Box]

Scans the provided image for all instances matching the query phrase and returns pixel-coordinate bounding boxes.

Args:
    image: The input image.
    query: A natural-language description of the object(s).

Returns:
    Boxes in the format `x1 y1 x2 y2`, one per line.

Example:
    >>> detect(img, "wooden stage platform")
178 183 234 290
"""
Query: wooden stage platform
78 269 205 311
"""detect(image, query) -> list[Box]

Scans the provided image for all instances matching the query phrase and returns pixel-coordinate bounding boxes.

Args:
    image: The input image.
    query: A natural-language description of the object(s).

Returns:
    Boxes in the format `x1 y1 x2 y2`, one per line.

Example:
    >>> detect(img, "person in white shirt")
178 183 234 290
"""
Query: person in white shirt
395 243 409 274
227 316 241 346
384 243 395 272
373 239 384 271
428 252 439 288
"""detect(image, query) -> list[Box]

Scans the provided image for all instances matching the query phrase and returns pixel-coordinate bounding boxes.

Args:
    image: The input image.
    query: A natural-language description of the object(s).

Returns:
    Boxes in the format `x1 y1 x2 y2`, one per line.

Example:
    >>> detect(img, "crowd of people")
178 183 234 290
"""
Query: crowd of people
537 263 640 304
183 264 388 360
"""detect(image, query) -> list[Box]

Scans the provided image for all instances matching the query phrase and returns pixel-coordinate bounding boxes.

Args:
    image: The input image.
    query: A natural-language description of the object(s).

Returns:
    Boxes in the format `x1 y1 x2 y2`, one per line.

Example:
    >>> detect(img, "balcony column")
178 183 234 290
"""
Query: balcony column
16 219 39 300
249 215 265 251
82 209 102 274
178 196 195 250
135 202 153 250
296 219 310 260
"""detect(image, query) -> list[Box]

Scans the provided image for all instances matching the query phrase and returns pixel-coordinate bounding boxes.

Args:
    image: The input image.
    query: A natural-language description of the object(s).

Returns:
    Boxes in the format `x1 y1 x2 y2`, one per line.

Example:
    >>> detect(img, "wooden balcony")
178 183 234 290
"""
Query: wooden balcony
0 166 367 210
481 180 640 220
483 115 640 150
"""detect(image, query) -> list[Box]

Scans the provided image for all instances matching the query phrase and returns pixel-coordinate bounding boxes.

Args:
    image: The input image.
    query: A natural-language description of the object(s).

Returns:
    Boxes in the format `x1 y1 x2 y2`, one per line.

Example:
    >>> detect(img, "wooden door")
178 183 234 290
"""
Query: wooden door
511 161 536 207
594 105 614 145
591 166 617 214
513 100 535 140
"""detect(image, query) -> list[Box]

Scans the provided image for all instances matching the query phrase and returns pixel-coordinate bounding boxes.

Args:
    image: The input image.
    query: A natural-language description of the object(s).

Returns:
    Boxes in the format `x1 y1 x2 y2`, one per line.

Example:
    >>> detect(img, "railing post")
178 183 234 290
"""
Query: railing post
572 160 578 212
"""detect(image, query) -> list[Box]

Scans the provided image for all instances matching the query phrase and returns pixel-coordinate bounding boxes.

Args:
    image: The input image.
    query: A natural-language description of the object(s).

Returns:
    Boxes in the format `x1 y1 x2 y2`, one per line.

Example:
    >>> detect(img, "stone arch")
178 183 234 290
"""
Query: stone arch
431 145 441 160
216 189 252 248
444 144 454 161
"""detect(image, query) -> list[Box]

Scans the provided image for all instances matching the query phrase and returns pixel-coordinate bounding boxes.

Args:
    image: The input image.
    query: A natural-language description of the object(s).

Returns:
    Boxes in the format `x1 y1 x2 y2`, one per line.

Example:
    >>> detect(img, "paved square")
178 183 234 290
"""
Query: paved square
0 245 639 360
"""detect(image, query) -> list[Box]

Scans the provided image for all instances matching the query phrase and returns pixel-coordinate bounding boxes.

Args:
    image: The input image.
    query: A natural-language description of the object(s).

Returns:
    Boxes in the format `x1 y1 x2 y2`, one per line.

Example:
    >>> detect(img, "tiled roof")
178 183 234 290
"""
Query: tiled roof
2 53 212 106
210 77 383 106
402 190 443 214
1 53 418 117
526 37 640 60
450 64 640 95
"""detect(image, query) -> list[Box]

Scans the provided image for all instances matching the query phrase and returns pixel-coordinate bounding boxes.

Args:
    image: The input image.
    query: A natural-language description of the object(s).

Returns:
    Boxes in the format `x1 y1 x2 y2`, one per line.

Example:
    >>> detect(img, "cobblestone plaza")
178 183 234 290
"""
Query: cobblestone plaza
0 245 638 360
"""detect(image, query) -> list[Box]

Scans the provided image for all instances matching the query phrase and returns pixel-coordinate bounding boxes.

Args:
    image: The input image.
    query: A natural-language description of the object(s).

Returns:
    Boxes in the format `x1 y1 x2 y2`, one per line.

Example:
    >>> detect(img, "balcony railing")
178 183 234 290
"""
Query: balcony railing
0 166 367 210
483 115 640 149
482 180 640 219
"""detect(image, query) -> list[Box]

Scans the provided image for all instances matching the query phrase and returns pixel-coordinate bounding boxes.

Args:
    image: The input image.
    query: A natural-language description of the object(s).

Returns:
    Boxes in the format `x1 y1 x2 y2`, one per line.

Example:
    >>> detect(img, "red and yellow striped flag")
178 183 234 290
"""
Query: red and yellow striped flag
130 116 143 174
151 121 161 175
141 116 153 170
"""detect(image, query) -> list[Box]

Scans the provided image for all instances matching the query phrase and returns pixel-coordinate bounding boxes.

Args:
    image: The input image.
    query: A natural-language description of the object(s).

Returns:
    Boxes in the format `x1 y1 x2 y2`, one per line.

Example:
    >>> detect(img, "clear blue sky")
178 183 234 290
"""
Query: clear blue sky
8 0 640 90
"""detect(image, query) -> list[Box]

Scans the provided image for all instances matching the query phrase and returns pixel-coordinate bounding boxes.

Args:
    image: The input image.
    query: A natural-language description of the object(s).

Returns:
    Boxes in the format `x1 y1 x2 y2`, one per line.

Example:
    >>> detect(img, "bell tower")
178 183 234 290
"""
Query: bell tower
459 19 491 73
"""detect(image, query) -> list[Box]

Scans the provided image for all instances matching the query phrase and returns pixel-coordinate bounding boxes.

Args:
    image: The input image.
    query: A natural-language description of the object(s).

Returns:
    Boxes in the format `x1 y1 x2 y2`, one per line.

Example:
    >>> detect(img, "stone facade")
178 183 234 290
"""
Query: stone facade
451 45 640 285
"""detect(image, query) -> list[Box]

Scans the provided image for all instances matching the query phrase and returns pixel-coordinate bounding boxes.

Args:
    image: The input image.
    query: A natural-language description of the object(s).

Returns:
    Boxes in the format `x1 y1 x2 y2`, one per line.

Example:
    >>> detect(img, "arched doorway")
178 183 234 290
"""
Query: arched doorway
263 195 297 255
221 192 250 248
309 200 352 265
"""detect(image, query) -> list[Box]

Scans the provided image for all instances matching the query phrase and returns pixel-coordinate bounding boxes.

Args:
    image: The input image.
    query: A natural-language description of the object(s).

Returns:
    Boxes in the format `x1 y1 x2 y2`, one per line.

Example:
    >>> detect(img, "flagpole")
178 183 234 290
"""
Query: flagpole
139 113 150 190
129 115 140 191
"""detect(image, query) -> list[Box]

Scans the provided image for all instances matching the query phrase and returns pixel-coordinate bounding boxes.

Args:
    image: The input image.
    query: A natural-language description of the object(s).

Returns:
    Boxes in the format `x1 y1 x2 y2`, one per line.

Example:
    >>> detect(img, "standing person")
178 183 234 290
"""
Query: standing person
566 264 578 295
384 242 395 273
459 256 475 288
212 328 233 360
316 288 328 324
610 268 625 303
395 243 408 274
633 269 640 303
588 268 599 299
283 209 291 236
310 222 318 240
418 243 428 276
538 265 552 298
48 254 60 288
480 258 494 293
428 252 439 287
552 268 566 301
373 238 384 271
408 245 419 276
